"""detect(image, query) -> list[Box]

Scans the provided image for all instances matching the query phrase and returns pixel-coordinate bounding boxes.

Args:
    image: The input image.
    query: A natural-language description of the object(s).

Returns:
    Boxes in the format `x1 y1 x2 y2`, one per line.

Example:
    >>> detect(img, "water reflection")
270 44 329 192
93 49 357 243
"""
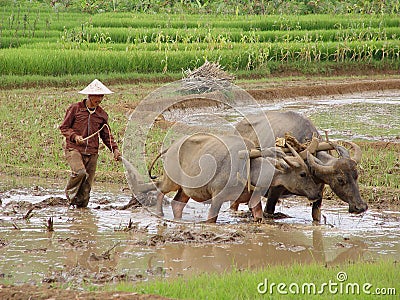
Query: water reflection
155 228 368 278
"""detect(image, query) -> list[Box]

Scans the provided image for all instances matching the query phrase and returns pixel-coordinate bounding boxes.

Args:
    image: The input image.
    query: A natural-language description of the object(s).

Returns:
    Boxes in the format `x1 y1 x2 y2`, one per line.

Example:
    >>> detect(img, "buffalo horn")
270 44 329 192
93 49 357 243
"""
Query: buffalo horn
286 143 308 169
238 149 263 159
315 142 336 152
249 149 263 158
307 152 335 175
334 145 350 158
337 140 362 163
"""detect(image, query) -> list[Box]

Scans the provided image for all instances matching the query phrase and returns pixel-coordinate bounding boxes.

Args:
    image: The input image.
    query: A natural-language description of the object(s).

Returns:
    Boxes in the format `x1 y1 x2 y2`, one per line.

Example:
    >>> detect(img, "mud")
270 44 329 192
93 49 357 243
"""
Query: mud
246 78 400 102
0 284 172 300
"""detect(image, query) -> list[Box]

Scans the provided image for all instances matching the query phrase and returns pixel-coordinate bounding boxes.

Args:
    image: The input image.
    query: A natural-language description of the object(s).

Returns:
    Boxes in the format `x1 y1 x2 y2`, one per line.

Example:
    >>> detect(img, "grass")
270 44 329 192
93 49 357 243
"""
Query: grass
107 260 398 299
360 144 400 189
1 60 399 90
309 102 400 142
1 41 399 77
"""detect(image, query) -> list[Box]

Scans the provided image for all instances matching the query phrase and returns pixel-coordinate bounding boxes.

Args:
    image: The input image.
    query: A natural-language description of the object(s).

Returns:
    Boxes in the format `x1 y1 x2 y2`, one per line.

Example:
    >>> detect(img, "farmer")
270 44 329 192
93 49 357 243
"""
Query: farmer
60 79 121 208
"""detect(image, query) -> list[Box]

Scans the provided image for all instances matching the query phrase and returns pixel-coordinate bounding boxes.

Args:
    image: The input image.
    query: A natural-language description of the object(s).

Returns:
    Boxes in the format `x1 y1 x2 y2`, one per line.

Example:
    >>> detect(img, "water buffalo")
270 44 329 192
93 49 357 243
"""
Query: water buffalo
235 111 368 222
152 132 322 223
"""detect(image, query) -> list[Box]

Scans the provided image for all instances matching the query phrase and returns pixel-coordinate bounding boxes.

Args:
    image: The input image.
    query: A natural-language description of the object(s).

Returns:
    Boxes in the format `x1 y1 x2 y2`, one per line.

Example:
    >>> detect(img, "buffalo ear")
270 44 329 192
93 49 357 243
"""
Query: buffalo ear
282 156 301 169
276 159 290 171
307 152 335 175
267 157 290 172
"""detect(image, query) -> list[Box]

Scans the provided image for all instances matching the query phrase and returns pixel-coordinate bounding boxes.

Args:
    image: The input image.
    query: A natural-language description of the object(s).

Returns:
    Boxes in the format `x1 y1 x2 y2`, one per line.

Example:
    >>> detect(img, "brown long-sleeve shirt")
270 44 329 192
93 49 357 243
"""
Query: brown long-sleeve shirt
59 100 118 154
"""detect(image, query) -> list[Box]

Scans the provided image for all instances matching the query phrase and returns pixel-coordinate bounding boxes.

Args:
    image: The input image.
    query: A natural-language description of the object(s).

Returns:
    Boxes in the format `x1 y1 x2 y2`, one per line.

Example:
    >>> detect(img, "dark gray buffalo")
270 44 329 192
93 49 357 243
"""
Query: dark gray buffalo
235 111 368 222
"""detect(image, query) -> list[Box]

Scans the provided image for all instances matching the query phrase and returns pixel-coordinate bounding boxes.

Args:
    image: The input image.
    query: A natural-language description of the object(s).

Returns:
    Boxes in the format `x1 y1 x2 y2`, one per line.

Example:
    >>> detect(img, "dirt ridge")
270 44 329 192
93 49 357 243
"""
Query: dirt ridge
247 78 400 101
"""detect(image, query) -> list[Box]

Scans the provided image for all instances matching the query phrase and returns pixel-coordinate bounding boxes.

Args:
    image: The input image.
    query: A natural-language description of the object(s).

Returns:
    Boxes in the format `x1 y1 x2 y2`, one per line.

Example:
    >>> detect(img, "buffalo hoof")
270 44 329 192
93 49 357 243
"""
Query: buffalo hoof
204 215 218 223
263 212 291 219
312 219 321 226
349 203 368 214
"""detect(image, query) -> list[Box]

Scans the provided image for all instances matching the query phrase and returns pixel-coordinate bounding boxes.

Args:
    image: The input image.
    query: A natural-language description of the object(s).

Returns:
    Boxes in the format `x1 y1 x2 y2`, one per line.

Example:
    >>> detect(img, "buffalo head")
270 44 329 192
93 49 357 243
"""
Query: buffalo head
271 144 321 201
307 142 368 214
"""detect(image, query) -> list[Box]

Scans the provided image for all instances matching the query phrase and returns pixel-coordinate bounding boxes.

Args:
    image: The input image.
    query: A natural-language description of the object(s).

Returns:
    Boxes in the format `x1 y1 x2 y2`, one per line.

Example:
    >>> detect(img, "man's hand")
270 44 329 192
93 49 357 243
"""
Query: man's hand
113 149 122 161
75 135 85 145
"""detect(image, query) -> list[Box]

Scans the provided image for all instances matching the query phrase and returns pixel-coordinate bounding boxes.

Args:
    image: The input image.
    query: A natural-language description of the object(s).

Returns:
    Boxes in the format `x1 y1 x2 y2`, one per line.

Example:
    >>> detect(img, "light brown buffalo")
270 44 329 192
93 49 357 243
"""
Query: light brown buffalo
153 133 321 223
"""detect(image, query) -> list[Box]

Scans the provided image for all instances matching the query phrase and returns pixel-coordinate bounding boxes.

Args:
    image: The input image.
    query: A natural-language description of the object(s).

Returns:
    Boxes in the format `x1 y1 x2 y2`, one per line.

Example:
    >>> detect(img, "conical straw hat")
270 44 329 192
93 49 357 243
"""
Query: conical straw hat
78 79 114 95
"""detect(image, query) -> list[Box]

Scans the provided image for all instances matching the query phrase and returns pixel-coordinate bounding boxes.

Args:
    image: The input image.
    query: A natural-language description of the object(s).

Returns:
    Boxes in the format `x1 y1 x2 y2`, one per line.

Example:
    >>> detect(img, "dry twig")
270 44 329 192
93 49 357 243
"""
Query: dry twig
180 60 234 94
45 217 54 232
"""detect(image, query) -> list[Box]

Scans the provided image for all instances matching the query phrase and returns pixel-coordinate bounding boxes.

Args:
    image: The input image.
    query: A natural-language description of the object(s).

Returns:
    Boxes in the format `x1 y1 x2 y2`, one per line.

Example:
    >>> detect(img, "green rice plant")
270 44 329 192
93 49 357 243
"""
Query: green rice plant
1 39 399 77
8 24 399 50
9 0 396 15
0 3 399 86
1 5 400 53
109 260 399 300
36 25 396 46
88 13 400 31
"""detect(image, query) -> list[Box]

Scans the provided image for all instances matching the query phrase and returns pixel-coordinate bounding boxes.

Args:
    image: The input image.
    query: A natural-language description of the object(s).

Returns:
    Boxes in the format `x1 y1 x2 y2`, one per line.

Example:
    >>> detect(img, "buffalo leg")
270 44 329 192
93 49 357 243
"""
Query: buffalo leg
230 191 250 211
171 188 189 219
206 199 224 223
248 193 263 222
156 192 165 216
312 198 322 224
263 186 285 218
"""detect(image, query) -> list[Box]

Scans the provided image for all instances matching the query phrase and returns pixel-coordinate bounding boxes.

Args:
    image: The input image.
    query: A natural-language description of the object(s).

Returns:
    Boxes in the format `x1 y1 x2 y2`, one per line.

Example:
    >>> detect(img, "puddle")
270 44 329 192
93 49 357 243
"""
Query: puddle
163 90 400 142
1 183 399 285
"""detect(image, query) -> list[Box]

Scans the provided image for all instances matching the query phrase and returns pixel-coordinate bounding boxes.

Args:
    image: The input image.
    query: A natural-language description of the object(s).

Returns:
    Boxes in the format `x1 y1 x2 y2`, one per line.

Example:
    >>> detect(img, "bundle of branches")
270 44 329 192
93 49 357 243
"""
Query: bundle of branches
179 60 235 94
276 132 317 153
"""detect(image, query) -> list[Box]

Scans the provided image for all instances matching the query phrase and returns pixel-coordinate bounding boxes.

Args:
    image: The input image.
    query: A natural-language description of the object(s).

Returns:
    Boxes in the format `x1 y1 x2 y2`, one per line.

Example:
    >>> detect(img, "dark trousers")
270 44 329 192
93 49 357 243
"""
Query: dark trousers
65 148 98 208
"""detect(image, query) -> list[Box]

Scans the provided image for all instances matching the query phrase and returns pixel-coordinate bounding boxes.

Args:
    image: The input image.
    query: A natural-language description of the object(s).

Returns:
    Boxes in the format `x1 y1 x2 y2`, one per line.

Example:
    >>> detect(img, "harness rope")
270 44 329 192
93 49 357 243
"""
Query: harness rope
81 123 115 154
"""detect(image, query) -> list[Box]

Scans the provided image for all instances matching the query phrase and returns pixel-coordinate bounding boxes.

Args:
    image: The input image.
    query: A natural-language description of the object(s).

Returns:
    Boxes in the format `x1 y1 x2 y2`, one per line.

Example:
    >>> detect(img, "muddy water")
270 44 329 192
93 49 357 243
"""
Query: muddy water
1 182 399 285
